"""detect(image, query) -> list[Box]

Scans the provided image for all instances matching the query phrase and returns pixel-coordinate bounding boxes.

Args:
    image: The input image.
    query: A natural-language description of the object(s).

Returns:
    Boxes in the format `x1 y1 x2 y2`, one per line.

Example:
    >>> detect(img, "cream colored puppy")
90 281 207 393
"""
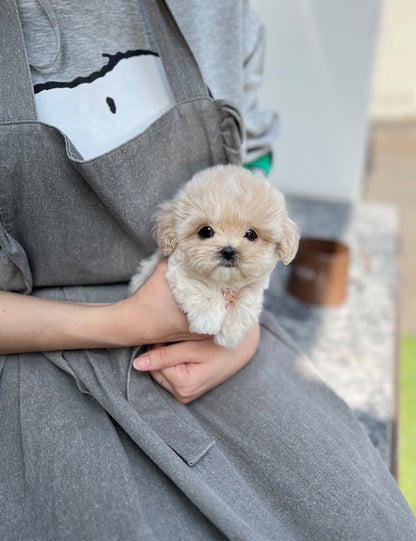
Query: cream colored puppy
129 165 299 349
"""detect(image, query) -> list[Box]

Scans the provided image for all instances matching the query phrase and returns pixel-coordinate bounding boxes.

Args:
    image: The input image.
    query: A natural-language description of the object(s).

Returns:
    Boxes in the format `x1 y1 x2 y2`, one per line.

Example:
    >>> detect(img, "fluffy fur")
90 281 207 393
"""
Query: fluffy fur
129 165 299 348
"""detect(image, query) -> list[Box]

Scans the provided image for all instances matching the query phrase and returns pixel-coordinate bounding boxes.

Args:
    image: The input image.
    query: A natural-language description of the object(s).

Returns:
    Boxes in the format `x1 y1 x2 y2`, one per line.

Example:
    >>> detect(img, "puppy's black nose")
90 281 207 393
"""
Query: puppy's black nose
220 246 237 261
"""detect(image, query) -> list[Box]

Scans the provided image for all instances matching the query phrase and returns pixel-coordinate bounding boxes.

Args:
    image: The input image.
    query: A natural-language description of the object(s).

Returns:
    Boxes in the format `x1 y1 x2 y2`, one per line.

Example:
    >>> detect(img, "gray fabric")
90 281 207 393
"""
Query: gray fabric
1 294 415 540
0 0 242 290
17 0 152 80
1 1 416 539
0 224 32 293
166 0 278 162
16 0 277 162
0 0 38 122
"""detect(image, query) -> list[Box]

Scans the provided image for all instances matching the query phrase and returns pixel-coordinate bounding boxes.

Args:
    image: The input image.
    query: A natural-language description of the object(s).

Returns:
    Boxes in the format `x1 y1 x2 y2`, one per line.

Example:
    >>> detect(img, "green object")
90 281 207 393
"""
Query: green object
244 152 272 176
399 333 416 513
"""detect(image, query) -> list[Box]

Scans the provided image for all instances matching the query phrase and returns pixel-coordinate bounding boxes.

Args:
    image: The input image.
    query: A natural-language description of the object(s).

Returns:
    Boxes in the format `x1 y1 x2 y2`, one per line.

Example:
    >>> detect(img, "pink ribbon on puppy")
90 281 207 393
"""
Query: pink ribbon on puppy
222 289 241 308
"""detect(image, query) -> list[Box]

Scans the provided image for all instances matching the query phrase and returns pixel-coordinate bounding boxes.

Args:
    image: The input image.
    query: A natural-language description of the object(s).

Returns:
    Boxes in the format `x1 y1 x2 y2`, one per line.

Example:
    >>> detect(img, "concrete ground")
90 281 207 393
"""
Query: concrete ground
363 121 416 336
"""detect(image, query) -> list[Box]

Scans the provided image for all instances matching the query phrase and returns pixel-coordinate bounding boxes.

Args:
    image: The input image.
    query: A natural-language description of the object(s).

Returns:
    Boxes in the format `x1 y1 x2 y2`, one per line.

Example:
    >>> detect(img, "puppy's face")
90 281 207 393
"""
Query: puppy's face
154 165 299 289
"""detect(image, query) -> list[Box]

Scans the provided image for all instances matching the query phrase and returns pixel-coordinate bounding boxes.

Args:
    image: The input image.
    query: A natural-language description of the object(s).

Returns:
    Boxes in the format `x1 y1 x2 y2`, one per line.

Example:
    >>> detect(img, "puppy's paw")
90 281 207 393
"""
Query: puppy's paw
214 334 240 349
214 313 256 349
187 311 224 336
128 251 164 295
214 330 243 350
128 272 143 295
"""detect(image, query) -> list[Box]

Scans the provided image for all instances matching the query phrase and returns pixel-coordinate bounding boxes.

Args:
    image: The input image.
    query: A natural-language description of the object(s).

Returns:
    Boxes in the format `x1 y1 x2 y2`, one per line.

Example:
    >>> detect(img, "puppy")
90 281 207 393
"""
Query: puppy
129 165 299 349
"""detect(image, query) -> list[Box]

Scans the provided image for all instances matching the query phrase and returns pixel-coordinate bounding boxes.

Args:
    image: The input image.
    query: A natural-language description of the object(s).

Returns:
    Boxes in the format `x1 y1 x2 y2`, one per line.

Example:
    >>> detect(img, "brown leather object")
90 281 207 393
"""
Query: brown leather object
287 238 350 306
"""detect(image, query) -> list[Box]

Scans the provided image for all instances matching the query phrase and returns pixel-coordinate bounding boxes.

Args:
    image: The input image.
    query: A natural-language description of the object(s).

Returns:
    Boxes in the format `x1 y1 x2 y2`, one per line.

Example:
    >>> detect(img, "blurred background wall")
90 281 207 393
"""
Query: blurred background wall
370 0 416 122
250 1 416 508
251 0 415 201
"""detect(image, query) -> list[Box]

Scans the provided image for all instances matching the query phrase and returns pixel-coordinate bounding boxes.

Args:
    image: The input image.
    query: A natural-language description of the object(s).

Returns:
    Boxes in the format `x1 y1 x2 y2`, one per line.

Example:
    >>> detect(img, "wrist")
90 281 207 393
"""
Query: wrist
68 302 118 349
37 301 116 352
100 297 152 348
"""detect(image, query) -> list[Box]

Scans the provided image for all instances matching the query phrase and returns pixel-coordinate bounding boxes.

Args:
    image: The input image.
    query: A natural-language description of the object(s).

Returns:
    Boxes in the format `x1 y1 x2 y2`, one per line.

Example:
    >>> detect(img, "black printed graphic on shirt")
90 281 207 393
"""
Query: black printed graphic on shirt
33 49 173 159
34 50 158 93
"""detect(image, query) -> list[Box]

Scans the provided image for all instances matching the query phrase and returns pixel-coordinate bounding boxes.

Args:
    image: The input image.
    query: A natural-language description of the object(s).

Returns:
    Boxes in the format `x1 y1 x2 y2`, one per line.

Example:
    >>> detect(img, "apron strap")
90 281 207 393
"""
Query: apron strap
142 0 210 102
0 0 38 121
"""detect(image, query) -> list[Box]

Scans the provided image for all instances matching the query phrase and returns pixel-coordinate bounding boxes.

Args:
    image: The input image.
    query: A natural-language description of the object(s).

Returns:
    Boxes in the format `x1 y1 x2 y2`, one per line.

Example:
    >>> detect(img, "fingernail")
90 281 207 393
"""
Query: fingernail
134 354 150 371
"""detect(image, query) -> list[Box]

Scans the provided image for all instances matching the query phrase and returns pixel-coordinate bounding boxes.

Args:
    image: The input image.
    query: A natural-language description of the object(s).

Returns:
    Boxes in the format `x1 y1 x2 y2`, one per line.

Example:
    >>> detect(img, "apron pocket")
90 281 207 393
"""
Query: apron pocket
128 366 216 466
47 345 216 467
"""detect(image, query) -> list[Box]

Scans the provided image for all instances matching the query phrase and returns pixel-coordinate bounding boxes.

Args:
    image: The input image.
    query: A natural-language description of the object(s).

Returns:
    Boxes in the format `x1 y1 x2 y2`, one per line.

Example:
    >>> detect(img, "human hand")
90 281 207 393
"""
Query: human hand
133 322 260 403
0 260 205 354
113 259 208 347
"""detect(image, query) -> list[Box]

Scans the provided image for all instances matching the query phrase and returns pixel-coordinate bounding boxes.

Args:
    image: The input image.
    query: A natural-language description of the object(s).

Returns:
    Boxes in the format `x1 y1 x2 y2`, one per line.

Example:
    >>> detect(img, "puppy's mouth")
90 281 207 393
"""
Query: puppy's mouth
218 246 239 268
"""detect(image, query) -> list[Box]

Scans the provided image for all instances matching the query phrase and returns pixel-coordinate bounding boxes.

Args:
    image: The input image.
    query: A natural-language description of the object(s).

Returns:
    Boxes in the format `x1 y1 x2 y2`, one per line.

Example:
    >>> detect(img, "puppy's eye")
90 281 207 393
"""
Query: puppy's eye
198 226 215 239
244 229 258 242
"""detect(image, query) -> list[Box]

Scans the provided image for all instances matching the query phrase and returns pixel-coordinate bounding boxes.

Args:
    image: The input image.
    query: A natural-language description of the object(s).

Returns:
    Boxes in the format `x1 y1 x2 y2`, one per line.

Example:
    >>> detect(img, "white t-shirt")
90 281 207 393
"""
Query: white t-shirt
18 0 174 160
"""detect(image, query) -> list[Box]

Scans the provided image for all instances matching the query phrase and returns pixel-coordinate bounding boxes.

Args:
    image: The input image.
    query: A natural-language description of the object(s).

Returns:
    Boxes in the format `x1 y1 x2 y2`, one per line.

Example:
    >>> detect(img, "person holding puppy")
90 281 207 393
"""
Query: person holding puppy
1 1 415 540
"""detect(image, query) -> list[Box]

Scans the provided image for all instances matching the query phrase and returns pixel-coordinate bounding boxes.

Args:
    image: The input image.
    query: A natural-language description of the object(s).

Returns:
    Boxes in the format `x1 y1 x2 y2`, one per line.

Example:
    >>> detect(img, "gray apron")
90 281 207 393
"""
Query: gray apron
1 1 415 540
0 0 242 292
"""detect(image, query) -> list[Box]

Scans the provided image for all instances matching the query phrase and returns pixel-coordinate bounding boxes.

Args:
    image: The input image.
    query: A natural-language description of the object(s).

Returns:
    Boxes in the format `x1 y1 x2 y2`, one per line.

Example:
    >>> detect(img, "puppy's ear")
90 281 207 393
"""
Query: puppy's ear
277 216 300 265
153 201 177 256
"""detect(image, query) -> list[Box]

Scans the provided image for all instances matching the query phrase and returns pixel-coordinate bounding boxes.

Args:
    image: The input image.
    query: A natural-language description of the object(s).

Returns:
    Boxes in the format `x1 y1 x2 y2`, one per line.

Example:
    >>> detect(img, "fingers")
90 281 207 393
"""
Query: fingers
133 341 199 372
128 260 212 345
151 361 210 404
133 324 260 403
134 340 216 403
150 369 174 394
150 365 198 403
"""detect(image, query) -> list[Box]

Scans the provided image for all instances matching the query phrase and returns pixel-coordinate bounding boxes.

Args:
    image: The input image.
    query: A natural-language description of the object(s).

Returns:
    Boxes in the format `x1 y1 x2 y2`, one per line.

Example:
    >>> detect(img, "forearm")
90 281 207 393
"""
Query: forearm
0 291 125 354
0 261 198 355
